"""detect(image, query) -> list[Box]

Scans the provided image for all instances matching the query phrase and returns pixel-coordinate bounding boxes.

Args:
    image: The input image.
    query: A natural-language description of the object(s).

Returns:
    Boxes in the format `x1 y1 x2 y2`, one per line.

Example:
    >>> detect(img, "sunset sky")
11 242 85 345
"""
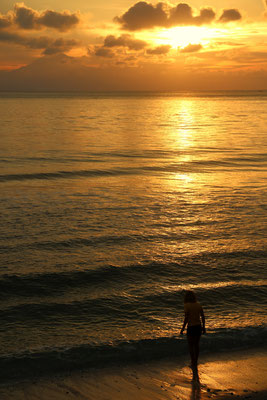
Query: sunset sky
0 1 267 90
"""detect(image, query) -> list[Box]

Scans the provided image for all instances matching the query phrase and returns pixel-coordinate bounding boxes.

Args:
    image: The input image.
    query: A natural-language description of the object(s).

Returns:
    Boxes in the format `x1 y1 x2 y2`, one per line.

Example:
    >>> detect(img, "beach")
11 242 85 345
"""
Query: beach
1 348 266 400
0 0 267 392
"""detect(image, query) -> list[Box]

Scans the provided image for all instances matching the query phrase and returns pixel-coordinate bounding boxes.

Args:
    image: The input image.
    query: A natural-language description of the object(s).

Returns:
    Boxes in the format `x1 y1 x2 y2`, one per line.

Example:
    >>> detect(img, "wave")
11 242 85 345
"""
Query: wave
0 232 201 253
1 277 266 324
0 157 265 182
0 326 266 383
1 250 266 298
0 168 136 182
3 228 248 253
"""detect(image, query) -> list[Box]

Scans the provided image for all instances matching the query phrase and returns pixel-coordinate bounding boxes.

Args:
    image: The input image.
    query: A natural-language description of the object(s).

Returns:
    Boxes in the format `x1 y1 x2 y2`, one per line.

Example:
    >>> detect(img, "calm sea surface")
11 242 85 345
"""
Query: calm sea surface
0 91 266 381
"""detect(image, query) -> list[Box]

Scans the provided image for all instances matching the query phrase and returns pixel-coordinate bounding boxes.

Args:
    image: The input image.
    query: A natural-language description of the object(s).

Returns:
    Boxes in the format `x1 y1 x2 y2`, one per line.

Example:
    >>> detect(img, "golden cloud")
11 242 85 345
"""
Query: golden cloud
104 34 147 50
180 43 202 53
146 44 171 54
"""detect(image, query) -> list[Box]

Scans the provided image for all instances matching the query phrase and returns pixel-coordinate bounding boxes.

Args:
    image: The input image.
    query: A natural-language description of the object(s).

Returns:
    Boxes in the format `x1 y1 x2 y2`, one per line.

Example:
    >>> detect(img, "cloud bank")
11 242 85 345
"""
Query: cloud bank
0 3 81 56
115 1 242 30
0 3 80 31
0 30 79 54
1 53 266 92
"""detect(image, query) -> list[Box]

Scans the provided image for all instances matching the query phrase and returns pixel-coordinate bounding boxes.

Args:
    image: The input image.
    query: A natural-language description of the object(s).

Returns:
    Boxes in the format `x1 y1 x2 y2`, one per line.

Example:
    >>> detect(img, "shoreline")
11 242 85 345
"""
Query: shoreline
1 347 266 400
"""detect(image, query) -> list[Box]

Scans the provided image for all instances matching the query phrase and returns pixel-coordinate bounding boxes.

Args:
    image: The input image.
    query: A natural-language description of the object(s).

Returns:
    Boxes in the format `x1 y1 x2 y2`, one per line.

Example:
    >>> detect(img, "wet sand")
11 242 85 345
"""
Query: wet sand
0 348 266 400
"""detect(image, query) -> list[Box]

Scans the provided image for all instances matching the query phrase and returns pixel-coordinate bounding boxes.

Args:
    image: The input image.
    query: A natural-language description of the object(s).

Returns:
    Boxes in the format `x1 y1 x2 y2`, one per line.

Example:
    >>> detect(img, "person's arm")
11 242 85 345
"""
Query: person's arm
200 307 206 334
180 311 189 335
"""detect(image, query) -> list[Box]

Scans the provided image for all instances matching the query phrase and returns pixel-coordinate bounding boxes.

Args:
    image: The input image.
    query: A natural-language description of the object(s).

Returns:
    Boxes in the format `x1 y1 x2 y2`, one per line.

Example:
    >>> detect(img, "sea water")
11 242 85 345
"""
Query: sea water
0 91 266 381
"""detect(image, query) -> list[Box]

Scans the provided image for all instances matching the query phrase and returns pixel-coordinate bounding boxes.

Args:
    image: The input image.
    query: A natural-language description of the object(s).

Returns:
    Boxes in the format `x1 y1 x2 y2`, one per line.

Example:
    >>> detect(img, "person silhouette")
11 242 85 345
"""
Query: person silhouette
180 290 206 379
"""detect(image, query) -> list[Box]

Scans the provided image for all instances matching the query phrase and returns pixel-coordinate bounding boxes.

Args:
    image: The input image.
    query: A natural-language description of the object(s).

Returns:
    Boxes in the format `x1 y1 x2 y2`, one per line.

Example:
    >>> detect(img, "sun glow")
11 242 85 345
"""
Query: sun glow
150 26 223 49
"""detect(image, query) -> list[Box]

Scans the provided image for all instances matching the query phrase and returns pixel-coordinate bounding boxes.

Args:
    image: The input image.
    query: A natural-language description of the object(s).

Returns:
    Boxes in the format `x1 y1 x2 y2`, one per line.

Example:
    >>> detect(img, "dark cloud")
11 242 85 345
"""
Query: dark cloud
0 30 26 44
14 3 39 29
43 38 79 54
114 1 168 31
169 3 193 25
180 43 202 53
115 2 242 30
38 10 80 32
0 30 47 48
169 4 215 26
104 34 147 50
95 47 114 58
0 15 12 29
26 36 52 49
219 9 242 23
194 8 216 25
0 30 79 54
7 3 80 31
146 44 171 54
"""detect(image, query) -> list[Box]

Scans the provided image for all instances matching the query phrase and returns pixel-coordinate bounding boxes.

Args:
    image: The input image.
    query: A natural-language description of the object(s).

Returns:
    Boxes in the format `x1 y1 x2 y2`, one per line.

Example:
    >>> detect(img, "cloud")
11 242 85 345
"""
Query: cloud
180 43 202 53
146 44 171 54
114 1 168 31
38 10 80 32
0 30 44 47
1 53 266 92
115 2 219 30
169 4 215 26
0 30 25 44
169 3 193 25
13 3 39 29
194 8 216 26
94 34 148 59
94 46 114 58
219 9 242 23
115 2 243 30
0 15 12 29
103 34 147 50
43 38 80 55
0 30 79 54
1 3 80 31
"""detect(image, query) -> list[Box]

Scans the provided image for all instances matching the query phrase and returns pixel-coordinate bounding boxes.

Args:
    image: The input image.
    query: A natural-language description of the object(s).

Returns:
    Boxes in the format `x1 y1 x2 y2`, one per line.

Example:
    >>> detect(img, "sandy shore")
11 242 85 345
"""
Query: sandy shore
0 348 266 400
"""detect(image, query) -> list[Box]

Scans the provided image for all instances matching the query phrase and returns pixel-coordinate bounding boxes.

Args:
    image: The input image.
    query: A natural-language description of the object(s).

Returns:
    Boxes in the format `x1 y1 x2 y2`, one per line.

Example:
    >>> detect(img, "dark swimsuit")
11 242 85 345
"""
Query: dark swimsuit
187 324 202 336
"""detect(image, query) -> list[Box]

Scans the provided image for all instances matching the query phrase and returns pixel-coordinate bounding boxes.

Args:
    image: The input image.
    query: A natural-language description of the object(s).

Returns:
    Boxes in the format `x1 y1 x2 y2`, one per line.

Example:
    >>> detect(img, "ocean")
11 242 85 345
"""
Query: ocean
0 91 266 382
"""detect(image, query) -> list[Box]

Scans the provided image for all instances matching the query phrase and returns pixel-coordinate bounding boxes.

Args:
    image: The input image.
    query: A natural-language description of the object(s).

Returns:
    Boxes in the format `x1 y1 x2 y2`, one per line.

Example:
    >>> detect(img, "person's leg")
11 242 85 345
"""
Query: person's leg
191 336 200 381
194 335 201 366
187 335 196 369
188 335 201 369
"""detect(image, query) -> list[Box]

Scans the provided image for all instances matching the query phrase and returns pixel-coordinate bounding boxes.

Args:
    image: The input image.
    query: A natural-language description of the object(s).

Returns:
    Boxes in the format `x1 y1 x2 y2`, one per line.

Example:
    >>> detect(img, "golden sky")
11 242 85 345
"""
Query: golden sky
0 1 267 90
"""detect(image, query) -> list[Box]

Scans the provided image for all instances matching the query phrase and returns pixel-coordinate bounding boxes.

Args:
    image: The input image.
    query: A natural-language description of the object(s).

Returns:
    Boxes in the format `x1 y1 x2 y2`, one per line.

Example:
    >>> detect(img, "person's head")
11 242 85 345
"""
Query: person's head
184 290 197 303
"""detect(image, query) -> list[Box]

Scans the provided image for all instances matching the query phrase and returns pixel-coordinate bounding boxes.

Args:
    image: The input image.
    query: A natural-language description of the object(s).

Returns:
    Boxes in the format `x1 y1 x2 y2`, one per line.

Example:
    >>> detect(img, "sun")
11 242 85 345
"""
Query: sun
146 26 223 50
